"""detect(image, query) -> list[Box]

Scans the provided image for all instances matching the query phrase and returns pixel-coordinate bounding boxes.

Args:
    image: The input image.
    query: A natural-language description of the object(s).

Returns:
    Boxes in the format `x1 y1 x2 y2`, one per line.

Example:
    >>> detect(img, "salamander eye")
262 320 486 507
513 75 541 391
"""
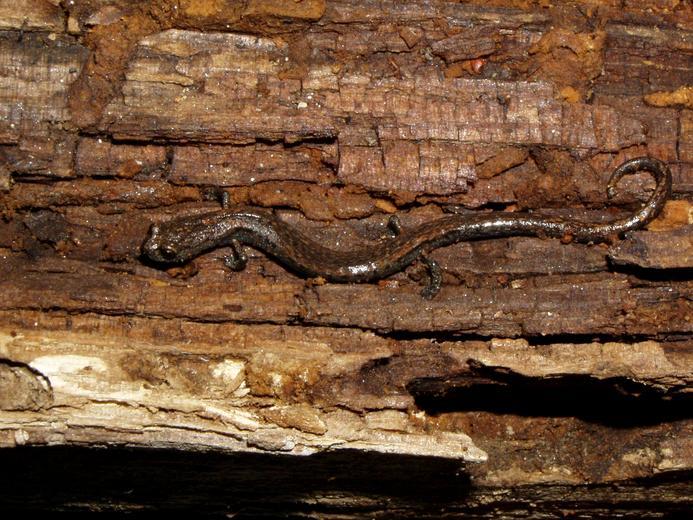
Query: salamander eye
160 245 177 260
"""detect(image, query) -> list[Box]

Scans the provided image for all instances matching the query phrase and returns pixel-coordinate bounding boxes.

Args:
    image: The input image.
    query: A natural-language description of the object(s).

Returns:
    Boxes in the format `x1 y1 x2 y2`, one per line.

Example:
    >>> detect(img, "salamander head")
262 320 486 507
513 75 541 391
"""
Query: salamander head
142 224 185 263
142 214 222 264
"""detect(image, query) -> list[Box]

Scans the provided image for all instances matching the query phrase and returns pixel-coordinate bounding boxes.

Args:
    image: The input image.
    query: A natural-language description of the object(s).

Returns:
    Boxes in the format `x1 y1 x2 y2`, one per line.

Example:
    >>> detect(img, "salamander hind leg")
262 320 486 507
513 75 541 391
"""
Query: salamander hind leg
223 239 248 271
419 255 443 299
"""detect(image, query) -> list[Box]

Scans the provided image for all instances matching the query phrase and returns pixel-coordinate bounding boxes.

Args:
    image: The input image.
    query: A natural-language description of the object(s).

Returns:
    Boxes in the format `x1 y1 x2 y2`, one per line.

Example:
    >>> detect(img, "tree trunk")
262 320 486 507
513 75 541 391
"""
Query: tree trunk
1 1 691 517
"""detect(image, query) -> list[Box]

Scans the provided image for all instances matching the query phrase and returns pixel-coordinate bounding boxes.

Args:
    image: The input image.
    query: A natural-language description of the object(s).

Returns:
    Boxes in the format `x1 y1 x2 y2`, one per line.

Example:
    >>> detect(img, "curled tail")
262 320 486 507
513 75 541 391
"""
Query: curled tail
608 156 671 224
571 156 672 240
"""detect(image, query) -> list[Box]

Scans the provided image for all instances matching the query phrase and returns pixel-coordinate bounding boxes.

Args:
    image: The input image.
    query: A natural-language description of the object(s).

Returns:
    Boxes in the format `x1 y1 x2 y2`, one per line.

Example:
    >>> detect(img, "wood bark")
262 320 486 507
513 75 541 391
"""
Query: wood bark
0 0 691 517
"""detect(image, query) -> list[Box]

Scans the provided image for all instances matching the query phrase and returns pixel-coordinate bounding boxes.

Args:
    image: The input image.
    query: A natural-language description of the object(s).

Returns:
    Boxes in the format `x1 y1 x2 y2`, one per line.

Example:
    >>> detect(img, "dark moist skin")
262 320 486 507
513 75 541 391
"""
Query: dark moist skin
143 157 671 298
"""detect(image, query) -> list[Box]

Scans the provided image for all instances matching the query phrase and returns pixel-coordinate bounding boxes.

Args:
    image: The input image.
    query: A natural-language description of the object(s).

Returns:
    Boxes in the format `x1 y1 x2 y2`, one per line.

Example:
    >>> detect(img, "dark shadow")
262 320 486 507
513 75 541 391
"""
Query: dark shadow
609 264 693 283
380 329 672 345
0 446 471 517
408 360 692 426
1 446 690 518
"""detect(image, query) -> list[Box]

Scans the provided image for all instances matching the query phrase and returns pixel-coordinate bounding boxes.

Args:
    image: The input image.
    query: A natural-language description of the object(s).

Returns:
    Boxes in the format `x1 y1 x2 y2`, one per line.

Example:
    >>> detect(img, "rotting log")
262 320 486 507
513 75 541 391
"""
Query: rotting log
0 0 691 517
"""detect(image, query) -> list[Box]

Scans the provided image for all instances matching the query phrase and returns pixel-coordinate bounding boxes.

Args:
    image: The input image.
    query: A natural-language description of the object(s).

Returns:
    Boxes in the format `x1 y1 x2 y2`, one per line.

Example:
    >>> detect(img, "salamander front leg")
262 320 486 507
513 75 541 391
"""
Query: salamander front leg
220 191 231 209
223 239 248 271
419 255 442 299
200 187 231 209
387 215 402 237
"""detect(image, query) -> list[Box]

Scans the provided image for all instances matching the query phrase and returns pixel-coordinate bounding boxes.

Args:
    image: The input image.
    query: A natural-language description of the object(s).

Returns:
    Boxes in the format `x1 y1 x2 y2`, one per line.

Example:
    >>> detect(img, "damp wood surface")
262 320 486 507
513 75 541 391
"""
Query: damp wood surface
0 0 692 517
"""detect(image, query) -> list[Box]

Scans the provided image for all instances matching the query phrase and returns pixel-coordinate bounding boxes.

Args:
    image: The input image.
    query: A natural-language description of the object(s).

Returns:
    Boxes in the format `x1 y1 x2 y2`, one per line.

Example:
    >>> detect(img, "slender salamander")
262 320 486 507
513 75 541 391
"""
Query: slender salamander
142 156 671 298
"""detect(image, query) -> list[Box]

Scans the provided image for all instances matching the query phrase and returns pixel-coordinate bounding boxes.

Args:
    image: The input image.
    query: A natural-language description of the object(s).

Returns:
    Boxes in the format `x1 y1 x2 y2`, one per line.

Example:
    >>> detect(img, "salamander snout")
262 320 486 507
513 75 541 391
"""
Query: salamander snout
143 224 179 263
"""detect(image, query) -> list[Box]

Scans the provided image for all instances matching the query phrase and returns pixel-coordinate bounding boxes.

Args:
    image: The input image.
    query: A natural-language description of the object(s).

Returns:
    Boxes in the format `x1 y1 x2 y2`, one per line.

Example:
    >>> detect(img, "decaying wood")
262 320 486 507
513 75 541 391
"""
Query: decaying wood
0 0 691 516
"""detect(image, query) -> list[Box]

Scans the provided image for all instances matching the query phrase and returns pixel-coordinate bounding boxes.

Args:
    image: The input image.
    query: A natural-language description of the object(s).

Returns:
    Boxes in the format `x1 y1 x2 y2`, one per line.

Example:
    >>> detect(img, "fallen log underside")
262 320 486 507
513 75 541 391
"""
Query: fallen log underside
0 0 691 517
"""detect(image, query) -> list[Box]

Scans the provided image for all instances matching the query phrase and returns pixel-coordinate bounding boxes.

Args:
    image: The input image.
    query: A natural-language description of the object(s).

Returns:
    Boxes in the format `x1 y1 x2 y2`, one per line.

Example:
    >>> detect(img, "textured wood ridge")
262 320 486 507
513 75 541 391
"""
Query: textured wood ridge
0 0 691 517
